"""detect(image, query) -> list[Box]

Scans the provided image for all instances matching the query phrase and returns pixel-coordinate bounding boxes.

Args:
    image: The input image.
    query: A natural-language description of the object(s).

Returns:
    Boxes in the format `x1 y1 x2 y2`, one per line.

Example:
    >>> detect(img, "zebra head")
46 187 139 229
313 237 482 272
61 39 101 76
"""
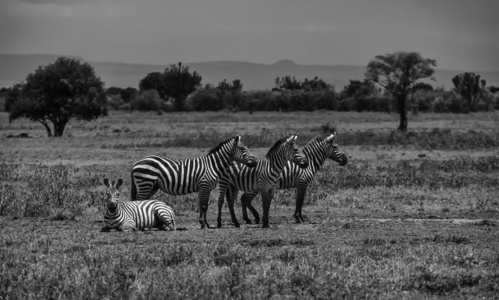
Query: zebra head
325 133 348 166
103 177 123 212
231 135 257 168
285 134 309 169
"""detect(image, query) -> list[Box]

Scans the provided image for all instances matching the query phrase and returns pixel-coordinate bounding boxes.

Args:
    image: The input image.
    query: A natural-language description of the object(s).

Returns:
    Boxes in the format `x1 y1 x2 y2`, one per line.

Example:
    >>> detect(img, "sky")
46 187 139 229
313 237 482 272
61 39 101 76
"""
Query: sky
0 0 498 71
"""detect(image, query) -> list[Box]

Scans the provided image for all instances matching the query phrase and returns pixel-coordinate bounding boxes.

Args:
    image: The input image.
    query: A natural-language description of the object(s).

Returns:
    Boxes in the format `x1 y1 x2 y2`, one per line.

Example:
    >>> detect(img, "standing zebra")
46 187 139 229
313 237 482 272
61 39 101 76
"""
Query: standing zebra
216 134 309 228
130 135 256 229
101 178 176 232
240 133 347 224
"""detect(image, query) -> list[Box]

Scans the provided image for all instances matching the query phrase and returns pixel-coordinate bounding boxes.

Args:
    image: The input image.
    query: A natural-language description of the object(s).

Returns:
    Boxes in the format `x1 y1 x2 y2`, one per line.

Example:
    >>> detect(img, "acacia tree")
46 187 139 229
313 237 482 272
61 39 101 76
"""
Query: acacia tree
452 72 486 113
139 63 202 111
365 52 436 132
9 57 107 137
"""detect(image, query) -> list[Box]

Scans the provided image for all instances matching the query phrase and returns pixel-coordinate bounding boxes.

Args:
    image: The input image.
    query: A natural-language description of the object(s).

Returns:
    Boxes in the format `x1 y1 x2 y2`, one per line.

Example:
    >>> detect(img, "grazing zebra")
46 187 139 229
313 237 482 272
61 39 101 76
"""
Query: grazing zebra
101 178 176 232
216 134 309 228
130 135 256 229
240 133 347 224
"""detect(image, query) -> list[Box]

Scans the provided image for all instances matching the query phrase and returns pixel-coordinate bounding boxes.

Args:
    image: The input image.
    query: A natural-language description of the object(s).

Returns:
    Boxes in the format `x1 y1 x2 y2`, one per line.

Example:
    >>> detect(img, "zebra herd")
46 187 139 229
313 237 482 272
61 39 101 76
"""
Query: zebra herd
101 133 347 232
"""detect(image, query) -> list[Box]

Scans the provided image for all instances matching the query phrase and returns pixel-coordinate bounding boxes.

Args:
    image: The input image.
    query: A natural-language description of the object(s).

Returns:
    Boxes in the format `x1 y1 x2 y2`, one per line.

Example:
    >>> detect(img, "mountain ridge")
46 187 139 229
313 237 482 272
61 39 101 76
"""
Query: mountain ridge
1 54 498 91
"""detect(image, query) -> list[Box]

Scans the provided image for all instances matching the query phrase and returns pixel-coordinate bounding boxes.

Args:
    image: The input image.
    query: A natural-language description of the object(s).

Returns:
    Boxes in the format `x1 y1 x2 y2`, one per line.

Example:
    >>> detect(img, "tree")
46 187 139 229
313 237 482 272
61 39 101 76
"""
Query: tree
302 77 330 91
139 72 164 96
274 76 302 91
9 57 107 137
340 79 377 99
217 79 243 93
365 52 436 132
274 76 331 92
120 87 137 103
217 79 244 110
452 72 486 113
139 63 202 111
2 83 23 112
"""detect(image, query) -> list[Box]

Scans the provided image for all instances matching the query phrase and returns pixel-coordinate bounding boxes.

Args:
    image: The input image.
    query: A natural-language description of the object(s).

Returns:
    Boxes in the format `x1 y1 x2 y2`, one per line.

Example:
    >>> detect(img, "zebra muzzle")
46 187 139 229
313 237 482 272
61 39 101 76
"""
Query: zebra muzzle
246 158 257 168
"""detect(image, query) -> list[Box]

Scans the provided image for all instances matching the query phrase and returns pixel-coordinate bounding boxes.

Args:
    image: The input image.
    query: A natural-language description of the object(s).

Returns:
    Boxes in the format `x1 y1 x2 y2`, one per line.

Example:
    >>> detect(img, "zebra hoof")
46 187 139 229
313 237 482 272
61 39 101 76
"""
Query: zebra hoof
244 219 252 224
254 219 260 224
234 223 240 228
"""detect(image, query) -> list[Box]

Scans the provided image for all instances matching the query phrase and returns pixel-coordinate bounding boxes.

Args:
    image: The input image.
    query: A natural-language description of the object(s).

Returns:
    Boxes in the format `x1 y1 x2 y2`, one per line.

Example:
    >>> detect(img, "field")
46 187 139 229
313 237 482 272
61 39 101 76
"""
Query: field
1 110 499 299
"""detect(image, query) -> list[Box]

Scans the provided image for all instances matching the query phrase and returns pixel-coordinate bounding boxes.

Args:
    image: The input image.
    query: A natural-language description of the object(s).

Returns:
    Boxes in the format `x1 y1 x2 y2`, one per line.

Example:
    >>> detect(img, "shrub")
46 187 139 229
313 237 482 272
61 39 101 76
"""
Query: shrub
130 90 162 111
186 87 223 111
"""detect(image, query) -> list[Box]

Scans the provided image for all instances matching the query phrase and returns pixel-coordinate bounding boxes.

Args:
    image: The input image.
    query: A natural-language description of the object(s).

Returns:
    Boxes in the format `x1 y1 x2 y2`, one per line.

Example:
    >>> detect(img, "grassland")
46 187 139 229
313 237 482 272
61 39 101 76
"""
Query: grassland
1 110 499 299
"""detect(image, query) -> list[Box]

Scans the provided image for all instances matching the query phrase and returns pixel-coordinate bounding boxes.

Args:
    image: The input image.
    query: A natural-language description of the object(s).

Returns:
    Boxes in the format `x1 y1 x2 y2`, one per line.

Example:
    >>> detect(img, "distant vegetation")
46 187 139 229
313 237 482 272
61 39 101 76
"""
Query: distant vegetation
0 52 498 136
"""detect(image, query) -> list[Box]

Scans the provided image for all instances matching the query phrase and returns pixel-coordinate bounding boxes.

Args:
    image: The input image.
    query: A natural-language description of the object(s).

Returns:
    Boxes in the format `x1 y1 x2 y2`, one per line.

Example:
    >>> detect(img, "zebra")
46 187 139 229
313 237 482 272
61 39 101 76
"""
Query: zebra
216 134 309 228
239 133 347 224
130 135 256 229
101 177 176 232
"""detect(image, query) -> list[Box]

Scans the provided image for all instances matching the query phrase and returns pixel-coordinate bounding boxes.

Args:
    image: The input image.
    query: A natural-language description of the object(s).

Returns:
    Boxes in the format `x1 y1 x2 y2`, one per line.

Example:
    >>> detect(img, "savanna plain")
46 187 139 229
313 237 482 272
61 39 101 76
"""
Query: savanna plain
1 110 499 299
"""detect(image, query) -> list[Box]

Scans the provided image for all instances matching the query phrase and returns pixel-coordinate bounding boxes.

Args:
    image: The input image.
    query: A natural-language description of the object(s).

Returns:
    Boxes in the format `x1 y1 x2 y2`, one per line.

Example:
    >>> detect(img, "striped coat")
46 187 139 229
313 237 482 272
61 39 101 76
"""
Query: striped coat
240 133 347 224
216 134 309 228
130 136 256 229
101 178 176 232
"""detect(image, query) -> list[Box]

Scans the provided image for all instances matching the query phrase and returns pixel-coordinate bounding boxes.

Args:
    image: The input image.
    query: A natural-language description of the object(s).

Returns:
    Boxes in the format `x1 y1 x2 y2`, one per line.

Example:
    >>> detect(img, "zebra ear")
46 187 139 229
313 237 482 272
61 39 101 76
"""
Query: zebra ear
103 177 110 187
286 135 295 143
116 179 123 189
326 133 336 142
235 135 241 143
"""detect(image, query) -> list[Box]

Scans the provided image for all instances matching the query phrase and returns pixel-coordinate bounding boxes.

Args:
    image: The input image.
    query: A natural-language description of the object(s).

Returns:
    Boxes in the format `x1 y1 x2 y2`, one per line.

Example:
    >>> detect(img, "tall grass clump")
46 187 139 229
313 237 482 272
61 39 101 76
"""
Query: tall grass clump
0 163 102 218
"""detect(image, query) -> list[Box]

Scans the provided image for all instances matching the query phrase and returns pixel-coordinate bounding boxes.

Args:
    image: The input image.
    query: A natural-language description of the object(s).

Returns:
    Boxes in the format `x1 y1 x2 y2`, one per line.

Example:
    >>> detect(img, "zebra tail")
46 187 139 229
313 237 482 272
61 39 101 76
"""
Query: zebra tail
130 169 137 200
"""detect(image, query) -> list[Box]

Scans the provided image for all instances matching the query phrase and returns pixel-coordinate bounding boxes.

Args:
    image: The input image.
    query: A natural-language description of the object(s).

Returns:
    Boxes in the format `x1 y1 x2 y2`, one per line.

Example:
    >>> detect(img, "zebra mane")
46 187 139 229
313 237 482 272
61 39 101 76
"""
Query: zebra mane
266 137 288 158
304 136 326 149
207 136 236 155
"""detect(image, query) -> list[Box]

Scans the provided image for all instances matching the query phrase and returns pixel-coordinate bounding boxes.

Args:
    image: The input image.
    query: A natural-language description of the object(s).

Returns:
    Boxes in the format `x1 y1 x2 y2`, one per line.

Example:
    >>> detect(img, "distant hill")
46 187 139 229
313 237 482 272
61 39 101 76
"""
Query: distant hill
1 54 498 91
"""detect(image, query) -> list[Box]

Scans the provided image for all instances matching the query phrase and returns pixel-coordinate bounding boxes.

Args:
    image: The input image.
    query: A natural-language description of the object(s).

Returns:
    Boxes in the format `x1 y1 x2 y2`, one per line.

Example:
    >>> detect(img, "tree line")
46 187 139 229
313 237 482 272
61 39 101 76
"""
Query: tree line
1 52 498 136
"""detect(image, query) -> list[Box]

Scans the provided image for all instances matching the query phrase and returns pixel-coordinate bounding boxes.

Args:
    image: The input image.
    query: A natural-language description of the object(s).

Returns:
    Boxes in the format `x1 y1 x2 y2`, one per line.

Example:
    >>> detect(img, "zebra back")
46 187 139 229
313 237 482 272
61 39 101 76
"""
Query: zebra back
223 134 308 191
130 135 256 200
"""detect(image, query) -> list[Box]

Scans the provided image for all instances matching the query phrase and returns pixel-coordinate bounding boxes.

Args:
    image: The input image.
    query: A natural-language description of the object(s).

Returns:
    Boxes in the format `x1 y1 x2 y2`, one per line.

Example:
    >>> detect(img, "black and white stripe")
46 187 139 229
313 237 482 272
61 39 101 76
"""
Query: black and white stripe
101 178 176 232
130 135 256 229
240 133 347 224
216 134 309 228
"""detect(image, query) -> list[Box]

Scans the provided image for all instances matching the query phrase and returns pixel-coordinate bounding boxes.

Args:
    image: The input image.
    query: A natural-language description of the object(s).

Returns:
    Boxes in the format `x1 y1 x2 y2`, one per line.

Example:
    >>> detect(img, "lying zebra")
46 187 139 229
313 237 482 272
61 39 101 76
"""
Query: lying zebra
101 178 176 232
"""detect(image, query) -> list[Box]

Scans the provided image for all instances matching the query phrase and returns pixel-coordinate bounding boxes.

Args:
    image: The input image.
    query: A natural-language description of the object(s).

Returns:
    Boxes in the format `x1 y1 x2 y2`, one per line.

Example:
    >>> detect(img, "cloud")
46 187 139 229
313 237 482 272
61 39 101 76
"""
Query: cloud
294 24 338 33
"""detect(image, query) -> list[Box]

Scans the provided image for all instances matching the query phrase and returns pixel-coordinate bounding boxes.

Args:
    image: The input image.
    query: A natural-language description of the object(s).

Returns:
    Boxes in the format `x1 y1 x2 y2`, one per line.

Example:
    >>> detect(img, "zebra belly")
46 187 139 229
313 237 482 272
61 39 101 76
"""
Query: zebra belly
134 217 159 230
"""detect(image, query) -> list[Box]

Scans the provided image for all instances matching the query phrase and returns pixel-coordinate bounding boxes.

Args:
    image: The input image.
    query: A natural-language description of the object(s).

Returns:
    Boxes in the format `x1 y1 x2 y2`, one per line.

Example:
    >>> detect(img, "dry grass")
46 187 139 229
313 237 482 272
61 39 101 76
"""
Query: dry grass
1 110 499 299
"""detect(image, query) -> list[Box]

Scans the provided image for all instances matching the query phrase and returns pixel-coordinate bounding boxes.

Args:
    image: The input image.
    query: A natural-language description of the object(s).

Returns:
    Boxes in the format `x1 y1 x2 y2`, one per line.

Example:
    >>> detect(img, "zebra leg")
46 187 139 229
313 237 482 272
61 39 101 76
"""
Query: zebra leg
118 225 136 232
147 184 160 200
261 189 273 228
157 211 176 231
130 172 137 200
100 226 112 232
198 187 212 229
159 222 176 231
226 185 240 228
241 192 259 224
294 184 308 223
118 219 137 231
216 182 228 228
